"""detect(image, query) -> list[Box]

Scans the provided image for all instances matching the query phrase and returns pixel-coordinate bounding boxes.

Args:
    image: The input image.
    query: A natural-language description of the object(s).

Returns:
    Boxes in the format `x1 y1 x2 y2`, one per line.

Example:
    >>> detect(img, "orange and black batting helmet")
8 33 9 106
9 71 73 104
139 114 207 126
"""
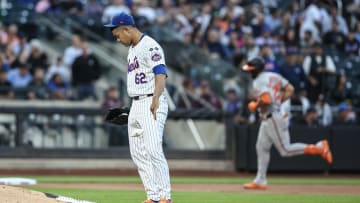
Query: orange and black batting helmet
242 57 265 78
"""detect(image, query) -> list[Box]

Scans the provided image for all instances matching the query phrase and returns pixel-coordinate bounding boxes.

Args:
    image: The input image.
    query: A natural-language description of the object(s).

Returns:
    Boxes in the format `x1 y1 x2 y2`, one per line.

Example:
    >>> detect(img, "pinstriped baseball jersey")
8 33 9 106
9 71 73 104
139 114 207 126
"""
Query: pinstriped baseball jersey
126 34 171 201
252 72 289 116
127 35 166 97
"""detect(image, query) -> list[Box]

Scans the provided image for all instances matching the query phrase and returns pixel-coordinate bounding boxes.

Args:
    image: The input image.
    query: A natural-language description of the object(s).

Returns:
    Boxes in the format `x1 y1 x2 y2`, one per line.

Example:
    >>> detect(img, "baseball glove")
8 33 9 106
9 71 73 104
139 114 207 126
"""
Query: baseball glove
104 107 130 125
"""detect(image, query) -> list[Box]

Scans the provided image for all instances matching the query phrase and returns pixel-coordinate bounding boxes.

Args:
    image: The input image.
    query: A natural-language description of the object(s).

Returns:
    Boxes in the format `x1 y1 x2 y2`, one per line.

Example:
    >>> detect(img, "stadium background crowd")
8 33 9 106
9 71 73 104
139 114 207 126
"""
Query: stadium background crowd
0 0 359 128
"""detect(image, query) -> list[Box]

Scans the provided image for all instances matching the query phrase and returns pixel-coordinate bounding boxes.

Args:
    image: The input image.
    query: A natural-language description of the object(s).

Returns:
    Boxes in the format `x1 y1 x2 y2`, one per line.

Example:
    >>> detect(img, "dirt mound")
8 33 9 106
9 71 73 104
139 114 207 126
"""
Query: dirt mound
0 185 64 203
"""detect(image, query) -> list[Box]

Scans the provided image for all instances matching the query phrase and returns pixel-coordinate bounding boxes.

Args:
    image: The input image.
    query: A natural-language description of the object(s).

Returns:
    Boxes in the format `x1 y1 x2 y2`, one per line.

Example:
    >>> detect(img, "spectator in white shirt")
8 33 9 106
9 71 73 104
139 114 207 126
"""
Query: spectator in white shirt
102 0 130 24
63 34 83 68
46 56 70 83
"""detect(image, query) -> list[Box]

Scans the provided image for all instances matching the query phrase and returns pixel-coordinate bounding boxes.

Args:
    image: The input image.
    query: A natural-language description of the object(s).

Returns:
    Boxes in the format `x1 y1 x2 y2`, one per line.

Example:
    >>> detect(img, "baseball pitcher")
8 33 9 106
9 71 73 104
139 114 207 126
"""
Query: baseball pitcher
242 57 333 190
104 13 172 203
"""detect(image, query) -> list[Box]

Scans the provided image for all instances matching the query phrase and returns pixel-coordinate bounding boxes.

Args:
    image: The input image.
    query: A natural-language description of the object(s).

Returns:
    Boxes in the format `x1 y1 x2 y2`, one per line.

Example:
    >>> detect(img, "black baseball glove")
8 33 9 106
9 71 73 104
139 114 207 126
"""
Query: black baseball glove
104 107 130 125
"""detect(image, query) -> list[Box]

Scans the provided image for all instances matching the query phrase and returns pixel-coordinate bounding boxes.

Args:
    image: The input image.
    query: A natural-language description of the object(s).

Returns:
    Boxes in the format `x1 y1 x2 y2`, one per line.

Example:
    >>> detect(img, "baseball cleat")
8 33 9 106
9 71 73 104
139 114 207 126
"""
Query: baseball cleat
159 198 172 203
143 199 158 203
243 182 267 190
321 140 333 164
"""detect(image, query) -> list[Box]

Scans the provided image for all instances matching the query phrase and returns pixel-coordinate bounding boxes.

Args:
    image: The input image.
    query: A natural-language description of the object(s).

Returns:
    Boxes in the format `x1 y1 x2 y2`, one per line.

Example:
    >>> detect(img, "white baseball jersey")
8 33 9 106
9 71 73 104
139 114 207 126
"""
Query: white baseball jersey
126 34 171 201
127 35 166 97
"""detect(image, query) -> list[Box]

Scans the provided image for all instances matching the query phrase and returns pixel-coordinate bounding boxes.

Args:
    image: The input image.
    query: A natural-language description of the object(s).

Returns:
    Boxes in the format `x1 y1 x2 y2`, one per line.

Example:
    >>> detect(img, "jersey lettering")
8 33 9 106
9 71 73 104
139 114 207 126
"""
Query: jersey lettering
135 72 147 84
128 56 139 73
269 76 281 102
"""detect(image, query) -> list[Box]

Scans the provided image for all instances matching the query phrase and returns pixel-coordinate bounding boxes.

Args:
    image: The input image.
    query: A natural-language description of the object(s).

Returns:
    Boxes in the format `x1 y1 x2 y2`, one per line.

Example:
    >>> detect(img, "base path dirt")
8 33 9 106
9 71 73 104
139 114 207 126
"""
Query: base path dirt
36 183 360 195
0 185 65 203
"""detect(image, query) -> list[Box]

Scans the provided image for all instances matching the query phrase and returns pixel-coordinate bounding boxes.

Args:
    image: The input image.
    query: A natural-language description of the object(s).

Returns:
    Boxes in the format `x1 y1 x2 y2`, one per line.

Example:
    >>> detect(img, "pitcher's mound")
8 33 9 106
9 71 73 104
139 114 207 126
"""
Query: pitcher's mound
0 185 64 203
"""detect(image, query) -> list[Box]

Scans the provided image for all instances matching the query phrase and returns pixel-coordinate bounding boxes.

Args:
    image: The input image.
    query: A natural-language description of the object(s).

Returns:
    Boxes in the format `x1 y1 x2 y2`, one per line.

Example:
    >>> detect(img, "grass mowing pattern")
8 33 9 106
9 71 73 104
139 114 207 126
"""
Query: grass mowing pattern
10 176 360 185
30 187 360 203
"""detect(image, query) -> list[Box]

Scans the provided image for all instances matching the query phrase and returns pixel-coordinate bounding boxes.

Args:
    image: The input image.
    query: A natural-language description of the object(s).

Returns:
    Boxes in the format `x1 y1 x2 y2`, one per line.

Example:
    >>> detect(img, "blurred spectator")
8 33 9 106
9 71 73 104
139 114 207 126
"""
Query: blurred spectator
242 35 259 60
289 1 302 27
260 44 279 73
4 24 20 53
299 1 325 43
84 0 104 18
12 33 31 64
279 51 307 93
133 0 157 24
7 63 32 88
63 34 83 67
254 26 276 48
46 56 71 83
300 30 318 55
101 86 123 109
199 80 222 110
283 28 299 52
275 11 292 40
102 0 131 24
4 47 16 67
334 102 357 125
27 40 49 73
265 7 282 33
177 78 202 109
323 20 347 51
330 72 352 104
224 88 240 114
302 43 336 102
195 3 212 37
315 94 332 127
204 28 228 59
324 7 349 35
71 42 101 100
155 0 175 25
47 73 70 100
0 55 10 71
27 68 48 100
251 13 268 38
0 70 14 99
219 0 244 21
343 31 360 57
297 107 319 127
0 24 8 49
225 87 251 123
226 32 242 62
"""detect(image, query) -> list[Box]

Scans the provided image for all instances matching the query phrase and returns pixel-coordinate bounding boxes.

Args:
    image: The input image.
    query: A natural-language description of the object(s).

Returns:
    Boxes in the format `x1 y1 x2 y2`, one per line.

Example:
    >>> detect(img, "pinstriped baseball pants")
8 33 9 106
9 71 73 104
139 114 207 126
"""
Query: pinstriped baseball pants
128 95 171 201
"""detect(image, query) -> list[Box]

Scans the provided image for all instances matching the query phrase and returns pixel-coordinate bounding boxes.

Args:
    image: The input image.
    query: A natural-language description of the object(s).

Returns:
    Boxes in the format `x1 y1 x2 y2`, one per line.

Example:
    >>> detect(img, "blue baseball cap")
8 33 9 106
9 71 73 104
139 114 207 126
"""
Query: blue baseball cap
104 13 135 28
338 103 349 112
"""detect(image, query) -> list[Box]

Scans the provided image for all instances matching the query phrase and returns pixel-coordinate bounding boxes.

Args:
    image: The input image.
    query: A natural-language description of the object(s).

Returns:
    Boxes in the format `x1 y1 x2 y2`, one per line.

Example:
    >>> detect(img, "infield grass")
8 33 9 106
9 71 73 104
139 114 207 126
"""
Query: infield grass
29 187 360 203
7 176 359 203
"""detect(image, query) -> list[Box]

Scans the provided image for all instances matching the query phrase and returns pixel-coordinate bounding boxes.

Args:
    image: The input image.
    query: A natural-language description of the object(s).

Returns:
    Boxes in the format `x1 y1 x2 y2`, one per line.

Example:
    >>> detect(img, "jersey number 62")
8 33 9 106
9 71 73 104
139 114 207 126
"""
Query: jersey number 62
135 72 147 84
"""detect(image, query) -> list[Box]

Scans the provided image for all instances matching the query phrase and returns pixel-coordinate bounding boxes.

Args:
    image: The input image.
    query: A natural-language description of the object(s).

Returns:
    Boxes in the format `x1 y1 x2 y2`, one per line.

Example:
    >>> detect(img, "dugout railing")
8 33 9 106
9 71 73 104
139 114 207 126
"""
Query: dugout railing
0 105 360 171
0 105 231 161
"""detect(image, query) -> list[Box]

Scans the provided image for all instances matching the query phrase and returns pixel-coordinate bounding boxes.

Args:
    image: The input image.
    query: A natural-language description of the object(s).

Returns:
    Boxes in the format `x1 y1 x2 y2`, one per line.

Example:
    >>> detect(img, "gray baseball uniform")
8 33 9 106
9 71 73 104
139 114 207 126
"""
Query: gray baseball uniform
252 72 323 185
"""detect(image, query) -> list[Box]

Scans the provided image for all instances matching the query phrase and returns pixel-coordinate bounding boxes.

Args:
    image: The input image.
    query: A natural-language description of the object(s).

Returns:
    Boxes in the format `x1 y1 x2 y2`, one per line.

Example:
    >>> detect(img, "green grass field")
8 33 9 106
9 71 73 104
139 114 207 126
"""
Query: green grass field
6 176 360 203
